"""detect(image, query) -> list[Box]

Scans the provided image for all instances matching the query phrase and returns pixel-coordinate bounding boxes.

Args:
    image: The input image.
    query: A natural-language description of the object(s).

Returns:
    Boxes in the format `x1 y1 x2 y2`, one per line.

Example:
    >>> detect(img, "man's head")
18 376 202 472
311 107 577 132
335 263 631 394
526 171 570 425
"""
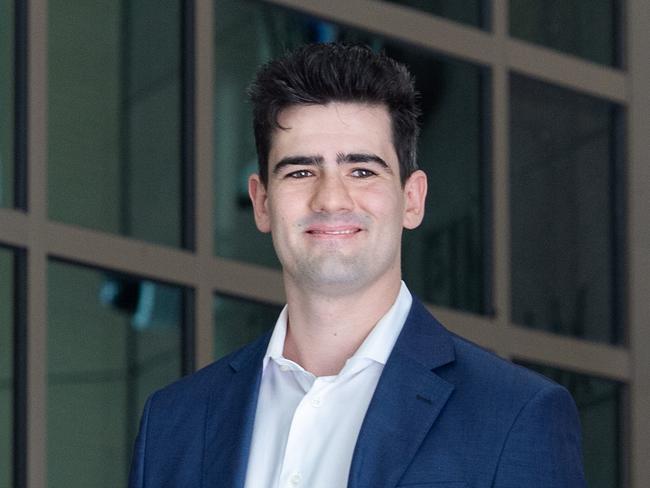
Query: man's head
248 43 421 186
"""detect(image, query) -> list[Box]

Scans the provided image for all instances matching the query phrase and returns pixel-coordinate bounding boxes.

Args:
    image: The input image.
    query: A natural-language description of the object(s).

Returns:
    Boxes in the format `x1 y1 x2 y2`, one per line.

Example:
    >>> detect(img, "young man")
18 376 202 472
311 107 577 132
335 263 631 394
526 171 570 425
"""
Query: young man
129 44 586 488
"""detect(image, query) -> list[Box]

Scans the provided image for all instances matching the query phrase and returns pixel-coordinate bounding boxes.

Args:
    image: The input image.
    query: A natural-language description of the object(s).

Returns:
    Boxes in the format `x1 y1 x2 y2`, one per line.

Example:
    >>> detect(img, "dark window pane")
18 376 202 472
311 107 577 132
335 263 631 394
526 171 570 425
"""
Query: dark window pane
47 261 183 487
510 75 623 343
214 294 281 360
0 0 14 207
379 0 484 28
48 0 183 247
214 0 487 314
509 0 621 67
0 248 14 488
517 361 622 488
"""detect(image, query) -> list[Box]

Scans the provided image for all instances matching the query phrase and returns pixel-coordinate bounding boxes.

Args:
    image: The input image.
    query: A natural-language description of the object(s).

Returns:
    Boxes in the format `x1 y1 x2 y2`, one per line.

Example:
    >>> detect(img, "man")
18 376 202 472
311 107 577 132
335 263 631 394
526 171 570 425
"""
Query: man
129 43 586 487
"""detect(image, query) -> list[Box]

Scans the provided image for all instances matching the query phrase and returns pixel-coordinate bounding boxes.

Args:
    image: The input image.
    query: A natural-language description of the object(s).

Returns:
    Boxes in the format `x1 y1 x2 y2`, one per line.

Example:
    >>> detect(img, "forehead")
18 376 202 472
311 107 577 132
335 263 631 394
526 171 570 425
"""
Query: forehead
269 102 396 162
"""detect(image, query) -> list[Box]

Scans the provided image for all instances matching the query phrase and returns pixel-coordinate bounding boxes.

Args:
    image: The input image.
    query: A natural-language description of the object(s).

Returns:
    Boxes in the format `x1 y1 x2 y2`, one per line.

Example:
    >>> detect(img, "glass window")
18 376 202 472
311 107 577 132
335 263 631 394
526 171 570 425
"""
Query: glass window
0 0 14 208
509 74 623 344
47 0 184 247
379 0 484 28
0 248 14 488
214 0 487 313
214 294 282 360
47 260 184 487
509 0 621 67
516 361 622 488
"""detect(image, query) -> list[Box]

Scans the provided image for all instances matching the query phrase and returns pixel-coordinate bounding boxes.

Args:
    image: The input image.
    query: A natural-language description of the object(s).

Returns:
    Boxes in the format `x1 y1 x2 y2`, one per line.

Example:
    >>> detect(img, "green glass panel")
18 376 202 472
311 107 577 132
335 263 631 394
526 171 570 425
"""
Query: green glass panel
214 0 487 313
510 74 623 343
214 294 282 360
517 362 621 488
47 0 183 247
0 0 14 207
47 261 183 487
380 0 483 27
510 0 620 67
0 248 14 488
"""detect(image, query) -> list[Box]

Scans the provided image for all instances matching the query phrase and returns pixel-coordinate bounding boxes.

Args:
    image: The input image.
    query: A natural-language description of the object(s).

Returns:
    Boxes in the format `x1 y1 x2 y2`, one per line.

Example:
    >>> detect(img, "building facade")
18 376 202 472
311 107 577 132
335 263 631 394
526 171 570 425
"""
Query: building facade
0 1 648 487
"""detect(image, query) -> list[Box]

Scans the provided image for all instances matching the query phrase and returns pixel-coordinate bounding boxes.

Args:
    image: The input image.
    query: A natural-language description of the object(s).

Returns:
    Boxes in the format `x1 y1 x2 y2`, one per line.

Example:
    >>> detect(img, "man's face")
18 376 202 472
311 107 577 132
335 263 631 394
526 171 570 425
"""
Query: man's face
249 102 427 295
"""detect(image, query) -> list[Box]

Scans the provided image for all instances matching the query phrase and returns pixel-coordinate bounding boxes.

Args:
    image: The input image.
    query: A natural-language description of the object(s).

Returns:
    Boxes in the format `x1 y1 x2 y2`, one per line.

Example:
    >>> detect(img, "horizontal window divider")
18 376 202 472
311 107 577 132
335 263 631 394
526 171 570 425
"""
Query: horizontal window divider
210 257 286 304
265 0 497 67
505 325 630 382
265 0 627 104
507 39 628 104
45 221 199 286
427 304 629 382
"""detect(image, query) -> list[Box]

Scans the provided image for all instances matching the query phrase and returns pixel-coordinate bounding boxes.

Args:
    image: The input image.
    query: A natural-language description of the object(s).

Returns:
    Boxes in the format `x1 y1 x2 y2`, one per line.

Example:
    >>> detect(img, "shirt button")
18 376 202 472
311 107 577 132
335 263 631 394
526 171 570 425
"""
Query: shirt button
280 364 290 372
310 397 322 408
289 473 302 486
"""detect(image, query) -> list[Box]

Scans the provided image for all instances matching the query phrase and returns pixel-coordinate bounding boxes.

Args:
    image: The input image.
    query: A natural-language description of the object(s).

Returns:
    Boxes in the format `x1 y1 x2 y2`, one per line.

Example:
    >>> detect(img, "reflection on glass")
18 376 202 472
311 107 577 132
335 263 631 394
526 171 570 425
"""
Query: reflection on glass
379 0 484 28
47 0 183 247
509 0 620 67
0 249 14 488
47 261 183 487
214 0 487 313
0 0 14 207
214 294 282 360
510 75 623 343
517 361 621 488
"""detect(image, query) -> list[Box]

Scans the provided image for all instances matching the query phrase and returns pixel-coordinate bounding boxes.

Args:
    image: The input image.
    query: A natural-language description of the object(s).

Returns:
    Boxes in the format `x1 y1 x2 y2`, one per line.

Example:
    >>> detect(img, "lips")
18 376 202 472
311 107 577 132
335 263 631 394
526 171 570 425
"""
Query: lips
305 226 362 237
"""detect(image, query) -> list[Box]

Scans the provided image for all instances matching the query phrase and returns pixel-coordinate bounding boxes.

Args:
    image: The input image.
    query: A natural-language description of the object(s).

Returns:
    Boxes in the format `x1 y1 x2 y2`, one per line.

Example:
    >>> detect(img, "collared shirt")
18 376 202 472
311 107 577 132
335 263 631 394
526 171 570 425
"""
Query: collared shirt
243 282 413 488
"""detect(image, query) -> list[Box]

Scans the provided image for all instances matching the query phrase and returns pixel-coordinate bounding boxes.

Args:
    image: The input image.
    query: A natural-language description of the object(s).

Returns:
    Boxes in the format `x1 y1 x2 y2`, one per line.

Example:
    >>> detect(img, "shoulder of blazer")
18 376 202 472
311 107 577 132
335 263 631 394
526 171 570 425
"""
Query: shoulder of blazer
147 330 272 412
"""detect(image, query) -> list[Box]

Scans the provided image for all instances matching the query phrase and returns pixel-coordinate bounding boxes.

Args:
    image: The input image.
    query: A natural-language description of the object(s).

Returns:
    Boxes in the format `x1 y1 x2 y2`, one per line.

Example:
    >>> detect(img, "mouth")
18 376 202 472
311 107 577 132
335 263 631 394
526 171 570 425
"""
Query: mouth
305 227 363 238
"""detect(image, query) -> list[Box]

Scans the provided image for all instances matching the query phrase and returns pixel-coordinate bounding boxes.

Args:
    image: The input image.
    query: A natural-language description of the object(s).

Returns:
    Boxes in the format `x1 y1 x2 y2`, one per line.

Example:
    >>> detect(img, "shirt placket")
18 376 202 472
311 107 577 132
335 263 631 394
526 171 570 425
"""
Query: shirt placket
278 376 330 488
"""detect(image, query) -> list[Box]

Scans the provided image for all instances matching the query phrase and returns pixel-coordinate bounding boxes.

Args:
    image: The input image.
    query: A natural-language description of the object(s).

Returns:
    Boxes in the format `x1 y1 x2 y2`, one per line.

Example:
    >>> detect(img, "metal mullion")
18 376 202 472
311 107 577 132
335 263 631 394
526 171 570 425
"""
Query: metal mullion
506 39 628 104
489 0 510 359
194 0 215 369
44 221 199 287
13 248 27 488
25 0 48 485
503 325 630 383
265 0 497 66
627 1 650 486
263 0 627 105
0 208 29 248
14 0 28 210
179 0 198 375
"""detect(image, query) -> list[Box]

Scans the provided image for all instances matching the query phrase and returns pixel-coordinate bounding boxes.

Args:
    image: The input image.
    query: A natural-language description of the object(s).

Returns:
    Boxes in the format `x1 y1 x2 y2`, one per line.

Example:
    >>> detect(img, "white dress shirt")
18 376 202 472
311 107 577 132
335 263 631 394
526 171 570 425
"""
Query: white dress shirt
243 282 413 488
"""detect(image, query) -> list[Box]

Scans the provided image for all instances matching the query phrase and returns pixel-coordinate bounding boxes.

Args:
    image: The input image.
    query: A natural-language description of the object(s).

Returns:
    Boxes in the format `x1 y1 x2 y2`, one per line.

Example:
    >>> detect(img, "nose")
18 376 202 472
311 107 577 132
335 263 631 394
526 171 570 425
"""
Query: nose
309 171 354 214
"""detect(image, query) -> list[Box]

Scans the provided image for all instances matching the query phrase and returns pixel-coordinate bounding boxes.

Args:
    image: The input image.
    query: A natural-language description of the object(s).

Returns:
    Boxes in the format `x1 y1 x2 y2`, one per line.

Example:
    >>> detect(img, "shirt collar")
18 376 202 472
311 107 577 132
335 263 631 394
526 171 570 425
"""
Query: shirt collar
262 281 413 372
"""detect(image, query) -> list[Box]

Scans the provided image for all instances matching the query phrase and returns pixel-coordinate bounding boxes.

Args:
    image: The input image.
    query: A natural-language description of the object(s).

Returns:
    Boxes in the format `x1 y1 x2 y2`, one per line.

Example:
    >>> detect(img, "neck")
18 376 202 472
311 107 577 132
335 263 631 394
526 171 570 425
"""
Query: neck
282 276 402 377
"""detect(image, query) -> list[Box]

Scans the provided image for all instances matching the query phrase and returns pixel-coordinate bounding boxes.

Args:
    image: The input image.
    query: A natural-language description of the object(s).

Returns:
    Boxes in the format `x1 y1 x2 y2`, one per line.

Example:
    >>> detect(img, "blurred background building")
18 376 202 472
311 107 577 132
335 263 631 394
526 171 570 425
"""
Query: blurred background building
0 0 648 487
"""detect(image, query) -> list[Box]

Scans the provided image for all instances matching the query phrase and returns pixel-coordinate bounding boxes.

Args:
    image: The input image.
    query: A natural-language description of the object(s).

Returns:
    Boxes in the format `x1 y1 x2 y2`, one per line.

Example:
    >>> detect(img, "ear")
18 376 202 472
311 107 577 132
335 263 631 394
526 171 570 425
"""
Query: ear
248 173 271 233
402 169 427 230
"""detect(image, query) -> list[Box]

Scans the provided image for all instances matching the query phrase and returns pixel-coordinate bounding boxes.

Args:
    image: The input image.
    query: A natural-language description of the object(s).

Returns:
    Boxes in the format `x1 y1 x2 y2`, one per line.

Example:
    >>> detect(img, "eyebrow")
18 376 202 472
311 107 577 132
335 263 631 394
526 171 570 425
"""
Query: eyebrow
272 152 391 174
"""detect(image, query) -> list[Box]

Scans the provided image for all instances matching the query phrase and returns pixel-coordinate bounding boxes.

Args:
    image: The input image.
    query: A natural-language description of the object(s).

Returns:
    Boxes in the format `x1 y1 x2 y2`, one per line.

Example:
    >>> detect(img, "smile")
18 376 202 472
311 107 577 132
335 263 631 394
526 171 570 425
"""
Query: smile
306 227 362 237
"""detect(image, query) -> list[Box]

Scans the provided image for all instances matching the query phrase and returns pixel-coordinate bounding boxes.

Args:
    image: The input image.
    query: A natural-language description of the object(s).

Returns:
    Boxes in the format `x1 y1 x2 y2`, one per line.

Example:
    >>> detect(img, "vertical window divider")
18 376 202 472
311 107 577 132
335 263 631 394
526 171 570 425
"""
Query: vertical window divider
25 0 48 486
194 0 216 369
627 1 650 487
490 0 512 358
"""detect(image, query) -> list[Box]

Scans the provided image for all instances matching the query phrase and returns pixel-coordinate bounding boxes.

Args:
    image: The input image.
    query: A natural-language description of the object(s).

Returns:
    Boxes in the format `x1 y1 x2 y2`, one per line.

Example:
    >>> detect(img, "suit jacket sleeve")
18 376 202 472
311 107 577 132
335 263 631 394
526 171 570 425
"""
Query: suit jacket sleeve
129 394 153 488
493 383 587 488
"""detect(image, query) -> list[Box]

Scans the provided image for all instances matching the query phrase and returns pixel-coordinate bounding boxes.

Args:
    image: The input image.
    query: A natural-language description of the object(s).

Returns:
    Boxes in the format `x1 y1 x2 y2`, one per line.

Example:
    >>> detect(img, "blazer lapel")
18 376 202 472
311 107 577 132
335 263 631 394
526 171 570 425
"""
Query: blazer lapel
202 333 271 488
348 299 456 488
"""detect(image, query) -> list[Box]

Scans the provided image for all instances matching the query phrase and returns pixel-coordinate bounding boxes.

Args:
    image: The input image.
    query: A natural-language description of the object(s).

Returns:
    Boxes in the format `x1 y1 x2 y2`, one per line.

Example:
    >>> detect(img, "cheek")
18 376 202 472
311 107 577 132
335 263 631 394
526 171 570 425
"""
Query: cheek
358 187 404 218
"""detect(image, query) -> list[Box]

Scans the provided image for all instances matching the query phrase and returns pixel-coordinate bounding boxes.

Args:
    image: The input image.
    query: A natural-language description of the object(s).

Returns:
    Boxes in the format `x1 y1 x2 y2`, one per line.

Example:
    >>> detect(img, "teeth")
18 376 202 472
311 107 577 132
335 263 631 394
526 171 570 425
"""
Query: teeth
313 229 357 235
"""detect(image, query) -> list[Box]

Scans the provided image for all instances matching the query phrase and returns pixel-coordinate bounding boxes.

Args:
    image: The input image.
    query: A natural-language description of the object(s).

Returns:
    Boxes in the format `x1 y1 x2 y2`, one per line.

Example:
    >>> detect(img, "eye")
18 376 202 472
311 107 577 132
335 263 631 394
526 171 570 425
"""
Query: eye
286 169 313 179
351 168 377 178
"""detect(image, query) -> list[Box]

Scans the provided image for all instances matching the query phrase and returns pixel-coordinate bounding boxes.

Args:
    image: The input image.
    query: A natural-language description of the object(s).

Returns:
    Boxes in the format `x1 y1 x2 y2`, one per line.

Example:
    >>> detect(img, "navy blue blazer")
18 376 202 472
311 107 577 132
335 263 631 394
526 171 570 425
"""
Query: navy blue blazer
129 298 586 487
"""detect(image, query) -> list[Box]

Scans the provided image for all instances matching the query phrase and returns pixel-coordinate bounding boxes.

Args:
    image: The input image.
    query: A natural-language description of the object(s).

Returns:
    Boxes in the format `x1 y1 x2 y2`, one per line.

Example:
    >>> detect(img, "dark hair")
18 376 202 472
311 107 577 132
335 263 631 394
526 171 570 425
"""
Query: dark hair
248 43 421 185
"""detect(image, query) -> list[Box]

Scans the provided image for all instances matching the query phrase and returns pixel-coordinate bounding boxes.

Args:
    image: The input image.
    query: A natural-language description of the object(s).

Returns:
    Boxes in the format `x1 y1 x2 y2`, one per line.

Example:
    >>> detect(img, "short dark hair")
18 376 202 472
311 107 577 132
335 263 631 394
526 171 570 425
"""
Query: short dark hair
248 43 421 185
